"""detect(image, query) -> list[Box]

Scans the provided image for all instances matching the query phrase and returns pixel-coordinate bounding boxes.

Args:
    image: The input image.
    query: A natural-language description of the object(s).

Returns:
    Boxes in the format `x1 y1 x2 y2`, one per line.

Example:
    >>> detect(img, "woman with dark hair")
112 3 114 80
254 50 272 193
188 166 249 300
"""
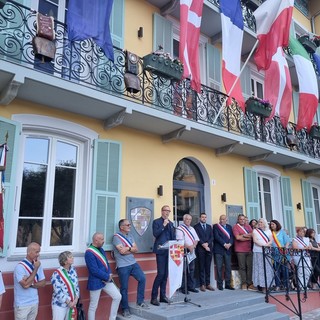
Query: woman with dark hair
306 228 320 289
270 220 290 291
249 219 258 230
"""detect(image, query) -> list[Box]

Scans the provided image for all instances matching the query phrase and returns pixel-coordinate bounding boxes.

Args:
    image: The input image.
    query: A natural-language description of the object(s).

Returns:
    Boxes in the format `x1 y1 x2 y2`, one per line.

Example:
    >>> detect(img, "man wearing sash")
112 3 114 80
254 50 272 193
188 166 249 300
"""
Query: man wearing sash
13 242 46 320
213 215 234 290
194 213 215 292
150 205 176 306
85 232 121 320
51 251 80 320
232 214 255 290
176 214 199 294
113 219 149 318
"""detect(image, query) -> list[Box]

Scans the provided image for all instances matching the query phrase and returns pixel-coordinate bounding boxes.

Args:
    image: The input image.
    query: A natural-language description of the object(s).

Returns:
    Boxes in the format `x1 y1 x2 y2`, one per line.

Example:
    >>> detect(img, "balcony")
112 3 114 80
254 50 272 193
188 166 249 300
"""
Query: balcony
0 1 320 174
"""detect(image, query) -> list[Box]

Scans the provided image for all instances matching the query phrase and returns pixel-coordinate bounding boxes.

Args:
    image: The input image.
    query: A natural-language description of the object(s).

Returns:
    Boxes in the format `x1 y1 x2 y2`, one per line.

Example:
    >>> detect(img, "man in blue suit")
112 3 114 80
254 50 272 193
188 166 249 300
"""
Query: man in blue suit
150 205 176 306
85 232 121 320
213 215 234 291
194 213 215 291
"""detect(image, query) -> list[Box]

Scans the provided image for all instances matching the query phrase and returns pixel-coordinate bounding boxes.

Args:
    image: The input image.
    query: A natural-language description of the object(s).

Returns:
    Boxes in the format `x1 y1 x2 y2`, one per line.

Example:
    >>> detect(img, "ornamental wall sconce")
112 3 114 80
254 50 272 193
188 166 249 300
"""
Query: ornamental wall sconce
138 27 143 38
221 193 227 202
297 202 302 210
157 185 163 196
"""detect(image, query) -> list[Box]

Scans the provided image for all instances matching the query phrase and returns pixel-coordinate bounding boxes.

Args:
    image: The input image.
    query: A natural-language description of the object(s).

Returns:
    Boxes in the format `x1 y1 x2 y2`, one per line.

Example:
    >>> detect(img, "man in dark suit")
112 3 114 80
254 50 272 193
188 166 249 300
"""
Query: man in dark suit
213 214 234 291
150 205 176 306
194 213 215 291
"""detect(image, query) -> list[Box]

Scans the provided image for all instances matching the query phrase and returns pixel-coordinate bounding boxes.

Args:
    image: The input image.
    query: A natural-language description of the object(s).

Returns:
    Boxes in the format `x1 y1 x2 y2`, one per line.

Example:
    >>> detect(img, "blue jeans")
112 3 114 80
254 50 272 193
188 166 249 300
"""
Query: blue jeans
117 263 146 310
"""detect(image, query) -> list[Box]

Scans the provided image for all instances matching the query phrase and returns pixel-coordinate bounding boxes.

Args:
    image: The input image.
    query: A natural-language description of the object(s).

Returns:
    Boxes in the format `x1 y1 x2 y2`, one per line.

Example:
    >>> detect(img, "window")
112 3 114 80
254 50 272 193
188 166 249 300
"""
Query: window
251 73 264 99
258 175 273 221
312 186 320 234
12 115 97 254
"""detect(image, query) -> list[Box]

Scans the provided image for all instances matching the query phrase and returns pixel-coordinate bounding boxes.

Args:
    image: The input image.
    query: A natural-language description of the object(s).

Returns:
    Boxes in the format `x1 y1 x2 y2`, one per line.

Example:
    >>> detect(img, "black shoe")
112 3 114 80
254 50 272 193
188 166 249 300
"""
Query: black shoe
189 288 199 293
218 286 223 291
150 298 160 306
225 286 235 290
180 288 189 294
160 296 170 303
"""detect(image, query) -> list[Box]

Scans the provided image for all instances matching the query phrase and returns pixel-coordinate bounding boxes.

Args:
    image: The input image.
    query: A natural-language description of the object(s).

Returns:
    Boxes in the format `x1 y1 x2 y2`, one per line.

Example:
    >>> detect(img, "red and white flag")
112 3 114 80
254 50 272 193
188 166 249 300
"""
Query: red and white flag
254 0 294 71
179 0 204 93
168 240 184 298
265 47 292 127
289 36 319 131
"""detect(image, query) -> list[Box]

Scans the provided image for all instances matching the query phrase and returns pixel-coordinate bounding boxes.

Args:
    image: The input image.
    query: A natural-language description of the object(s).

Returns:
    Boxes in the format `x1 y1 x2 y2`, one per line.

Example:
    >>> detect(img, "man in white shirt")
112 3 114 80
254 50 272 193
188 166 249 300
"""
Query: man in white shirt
176 214 199 294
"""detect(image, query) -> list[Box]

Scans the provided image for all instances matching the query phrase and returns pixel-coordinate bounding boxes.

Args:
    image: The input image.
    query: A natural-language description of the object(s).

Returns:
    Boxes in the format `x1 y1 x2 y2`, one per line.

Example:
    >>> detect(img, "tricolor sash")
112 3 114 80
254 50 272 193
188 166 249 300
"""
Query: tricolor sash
256 228 269 244
56 268 77 320
113 232 133 248
272 231 285 255
86 245 109 271
178 224 196 244
236 223 249 234
294 236 308 248
19 259 39 282
216 223 230 239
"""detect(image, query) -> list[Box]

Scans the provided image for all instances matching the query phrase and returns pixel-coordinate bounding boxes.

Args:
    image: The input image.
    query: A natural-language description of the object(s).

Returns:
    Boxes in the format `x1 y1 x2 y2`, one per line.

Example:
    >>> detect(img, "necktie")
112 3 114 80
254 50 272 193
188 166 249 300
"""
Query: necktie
202 224 206 231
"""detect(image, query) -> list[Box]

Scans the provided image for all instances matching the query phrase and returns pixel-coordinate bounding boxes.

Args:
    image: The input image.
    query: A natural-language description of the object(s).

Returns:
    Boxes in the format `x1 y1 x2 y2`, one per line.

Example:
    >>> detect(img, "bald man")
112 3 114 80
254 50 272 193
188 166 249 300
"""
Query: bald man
213 215 234 291
13 242 46 320
85 232 121 320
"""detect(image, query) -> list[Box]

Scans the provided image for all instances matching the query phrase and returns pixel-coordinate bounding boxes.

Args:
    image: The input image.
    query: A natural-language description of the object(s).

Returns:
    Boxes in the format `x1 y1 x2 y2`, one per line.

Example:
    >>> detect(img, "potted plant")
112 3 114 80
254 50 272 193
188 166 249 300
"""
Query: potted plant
310 123 320 139
245 96 272 117
298 34 317 53
143 51 183 81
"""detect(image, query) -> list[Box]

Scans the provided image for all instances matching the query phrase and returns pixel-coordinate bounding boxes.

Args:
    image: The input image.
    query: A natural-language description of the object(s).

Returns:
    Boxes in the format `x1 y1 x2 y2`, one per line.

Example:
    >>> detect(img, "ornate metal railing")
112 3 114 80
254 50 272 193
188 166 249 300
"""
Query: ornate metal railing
0 1 319 161
262 246 319 320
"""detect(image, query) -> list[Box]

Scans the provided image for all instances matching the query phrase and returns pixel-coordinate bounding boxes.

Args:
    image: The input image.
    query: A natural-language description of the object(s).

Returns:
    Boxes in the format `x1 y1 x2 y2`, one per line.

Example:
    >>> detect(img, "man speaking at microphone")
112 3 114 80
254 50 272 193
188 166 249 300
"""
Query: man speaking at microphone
150 205 176 306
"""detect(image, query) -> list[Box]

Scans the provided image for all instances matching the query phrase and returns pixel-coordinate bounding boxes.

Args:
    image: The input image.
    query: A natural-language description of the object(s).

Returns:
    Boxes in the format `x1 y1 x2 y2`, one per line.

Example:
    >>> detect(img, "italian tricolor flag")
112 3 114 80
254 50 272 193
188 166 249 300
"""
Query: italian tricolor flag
289 36 319 131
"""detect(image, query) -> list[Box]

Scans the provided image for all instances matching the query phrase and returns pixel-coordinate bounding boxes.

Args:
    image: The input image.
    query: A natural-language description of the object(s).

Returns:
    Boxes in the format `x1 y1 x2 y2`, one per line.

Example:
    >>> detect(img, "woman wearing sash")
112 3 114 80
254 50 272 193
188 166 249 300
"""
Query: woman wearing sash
292 227 312 290
51 251 80 320
306 228 320 289
252 218 274 292
270 220 290 291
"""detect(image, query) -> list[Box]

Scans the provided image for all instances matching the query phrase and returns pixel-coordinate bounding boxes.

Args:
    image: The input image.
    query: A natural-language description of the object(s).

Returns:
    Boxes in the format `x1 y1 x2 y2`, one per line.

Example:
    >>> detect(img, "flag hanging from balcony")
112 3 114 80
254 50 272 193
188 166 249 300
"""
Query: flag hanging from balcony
253 0 294 71
220 0 245 111
179 0 204 93
289 36 319 131
265 47 292 127
67 0 114 62
313 53 320 77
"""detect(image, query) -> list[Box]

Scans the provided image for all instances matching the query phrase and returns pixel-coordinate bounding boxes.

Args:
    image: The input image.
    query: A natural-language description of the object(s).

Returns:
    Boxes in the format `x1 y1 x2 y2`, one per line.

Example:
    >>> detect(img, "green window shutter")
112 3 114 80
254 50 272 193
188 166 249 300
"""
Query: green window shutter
206 43 221 91
0 117 20 257
280 176 295 237
301 179 316 229
240 64 251 99
110 0 124 48
293 91 299 123
153 13 173 53
91 139 121 250
243 167 260 220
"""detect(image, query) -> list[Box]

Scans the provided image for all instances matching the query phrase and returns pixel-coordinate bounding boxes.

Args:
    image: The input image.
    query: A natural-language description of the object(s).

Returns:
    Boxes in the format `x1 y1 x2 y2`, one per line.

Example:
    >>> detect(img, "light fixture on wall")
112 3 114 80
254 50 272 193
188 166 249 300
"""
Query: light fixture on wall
157 185 163 196
221 193 227 202
297 202 302 210
138 27 143 38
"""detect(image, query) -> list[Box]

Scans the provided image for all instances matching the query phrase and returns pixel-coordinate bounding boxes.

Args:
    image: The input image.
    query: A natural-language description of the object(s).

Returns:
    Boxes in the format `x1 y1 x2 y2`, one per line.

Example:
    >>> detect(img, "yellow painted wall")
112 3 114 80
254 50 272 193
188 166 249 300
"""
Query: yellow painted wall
1 98 310 228
124 0 159 57
293 8 312 32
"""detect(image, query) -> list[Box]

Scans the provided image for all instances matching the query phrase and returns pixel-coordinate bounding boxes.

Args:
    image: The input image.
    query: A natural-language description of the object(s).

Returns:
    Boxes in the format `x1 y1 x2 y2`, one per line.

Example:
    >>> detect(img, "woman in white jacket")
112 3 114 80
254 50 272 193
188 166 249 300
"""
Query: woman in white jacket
252 218 274 292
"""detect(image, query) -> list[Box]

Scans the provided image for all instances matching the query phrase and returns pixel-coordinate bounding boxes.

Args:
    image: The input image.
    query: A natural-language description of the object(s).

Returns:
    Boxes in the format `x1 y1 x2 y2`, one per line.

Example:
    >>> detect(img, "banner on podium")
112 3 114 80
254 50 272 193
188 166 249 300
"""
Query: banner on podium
168 240 184 298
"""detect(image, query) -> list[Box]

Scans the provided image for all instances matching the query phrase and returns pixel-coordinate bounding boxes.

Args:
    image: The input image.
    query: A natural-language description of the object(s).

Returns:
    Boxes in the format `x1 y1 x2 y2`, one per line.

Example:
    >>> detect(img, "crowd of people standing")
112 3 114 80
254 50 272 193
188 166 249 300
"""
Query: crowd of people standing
0 207 319 319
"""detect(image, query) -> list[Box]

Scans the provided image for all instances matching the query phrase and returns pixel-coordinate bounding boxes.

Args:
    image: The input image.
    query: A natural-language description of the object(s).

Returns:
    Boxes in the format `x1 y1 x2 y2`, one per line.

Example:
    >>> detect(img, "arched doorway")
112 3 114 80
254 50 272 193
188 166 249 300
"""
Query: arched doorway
173 158 204 225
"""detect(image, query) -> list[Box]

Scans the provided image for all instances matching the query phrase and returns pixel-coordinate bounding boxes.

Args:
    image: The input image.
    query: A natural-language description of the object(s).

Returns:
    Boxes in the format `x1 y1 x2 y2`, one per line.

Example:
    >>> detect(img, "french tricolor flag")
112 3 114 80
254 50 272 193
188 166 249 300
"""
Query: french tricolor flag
220 0 245 111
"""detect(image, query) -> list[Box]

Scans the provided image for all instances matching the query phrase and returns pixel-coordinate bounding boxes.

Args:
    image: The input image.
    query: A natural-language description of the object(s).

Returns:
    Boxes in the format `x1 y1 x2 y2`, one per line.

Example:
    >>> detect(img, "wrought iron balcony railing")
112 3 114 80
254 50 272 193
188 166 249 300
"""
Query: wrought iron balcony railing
0 1 319 161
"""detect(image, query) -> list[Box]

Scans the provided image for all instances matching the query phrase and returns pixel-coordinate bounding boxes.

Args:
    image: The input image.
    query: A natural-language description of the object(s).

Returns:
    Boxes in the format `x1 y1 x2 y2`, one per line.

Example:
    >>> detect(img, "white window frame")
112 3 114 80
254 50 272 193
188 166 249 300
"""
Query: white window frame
11 114 98 255
253 165 282 223
307 176 320 233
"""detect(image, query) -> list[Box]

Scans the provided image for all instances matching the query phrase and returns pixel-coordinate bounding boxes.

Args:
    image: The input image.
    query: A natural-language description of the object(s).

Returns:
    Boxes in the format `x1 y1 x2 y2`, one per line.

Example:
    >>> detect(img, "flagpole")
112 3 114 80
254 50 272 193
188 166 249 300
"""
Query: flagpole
212 39 259 125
